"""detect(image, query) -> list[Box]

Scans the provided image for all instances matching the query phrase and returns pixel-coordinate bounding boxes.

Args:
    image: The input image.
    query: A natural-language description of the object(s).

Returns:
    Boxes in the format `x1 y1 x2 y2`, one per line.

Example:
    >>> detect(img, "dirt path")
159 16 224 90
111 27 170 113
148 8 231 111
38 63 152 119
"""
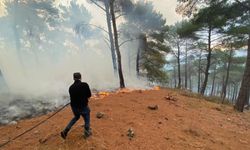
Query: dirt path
0 88 250 150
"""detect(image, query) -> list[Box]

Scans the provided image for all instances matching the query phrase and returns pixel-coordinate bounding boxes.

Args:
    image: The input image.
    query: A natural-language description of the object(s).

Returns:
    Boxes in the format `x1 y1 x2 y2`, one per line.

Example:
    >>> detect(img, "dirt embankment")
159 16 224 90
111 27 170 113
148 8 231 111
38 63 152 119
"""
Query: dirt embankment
0 88 250 150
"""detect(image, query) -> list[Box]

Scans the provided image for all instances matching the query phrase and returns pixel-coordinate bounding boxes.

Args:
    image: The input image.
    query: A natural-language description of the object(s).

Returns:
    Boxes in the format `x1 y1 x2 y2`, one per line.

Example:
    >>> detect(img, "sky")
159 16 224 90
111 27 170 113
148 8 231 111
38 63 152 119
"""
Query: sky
0 1 4 16
82 0 182 26
0 0 182 25
147 0 182 25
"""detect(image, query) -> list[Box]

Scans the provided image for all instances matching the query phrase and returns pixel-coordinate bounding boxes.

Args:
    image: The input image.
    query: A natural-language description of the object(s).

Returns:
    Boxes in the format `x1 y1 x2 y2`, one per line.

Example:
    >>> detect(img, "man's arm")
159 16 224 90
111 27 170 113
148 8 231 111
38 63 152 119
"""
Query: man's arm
68 86 72 100
85 83 92 98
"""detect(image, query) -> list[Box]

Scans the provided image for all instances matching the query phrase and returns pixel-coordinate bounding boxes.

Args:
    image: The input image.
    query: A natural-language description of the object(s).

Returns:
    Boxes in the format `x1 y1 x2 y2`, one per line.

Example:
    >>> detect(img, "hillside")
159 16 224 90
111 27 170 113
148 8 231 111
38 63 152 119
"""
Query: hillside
0 88 250 150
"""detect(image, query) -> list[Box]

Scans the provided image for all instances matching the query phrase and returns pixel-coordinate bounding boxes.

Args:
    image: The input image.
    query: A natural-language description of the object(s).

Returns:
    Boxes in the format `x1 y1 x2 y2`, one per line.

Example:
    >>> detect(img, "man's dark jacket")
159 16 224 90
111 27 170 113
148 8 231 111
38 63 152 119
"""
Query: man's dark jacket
69 80 91 108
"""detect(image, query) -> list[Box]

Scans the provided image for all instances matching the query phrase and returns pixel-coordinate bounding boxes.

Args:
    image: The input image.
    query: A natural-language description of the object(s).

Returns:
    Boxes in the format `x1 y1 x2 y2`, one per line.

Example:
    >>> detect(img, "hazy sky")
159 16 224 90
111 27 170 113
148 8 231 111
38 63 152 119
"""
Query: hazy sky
147 0 182 25
83 0 182 26
0 1 4 16
0 0 182 25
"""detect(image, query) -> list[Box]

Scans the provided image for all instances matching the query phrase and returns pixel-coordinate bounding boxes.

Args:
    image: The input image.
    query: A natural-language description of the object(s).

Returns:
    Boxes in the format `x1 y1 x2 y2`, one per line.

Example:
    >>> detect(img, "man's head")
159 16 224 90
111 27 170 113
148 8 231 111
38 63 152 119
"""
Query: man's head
73 72 81 81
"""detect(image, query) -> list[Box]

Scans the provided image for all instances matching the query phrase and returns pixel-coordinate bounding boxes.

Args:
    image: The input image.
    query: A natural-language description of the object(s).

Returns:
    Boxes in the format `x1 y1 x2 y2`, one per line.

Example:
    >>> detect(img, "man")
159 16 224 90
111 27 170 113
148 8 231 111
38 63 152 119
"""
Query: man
61 72 92 139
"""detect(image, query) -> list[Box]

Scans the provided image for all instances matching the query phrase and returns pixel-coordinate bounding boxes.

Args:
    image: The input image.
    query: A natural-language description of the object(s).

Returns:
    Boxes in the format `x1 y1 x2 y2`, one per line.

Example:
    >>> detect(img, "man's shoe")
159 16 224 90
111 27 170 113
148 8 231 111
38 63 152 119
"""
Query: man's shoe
61 131 67 139
83 129 92 139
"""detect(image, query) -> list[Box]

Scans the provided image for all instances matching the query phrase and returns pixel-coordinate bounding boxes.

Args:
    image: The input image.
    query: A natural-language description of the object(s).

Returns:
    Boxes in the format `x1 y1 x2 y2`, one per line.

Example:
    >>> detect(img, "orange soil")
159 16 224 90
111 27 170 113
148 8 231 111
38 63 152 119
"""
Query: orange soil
0 88 250 150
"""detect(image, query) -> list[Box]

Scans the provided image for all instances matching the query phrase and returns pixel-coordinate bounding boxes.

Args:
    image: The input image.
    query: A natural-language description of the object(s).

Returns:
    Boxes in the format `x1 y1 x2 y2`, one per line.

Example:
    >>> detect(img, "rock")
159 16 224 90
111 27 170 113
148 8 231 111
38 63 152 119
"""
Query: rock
239 139 248 144
96 112 105 119
215 107 222 111
244 105 249 110
137 90 143 93
15 125 21 129
9 121 17 125
164 137 170 140
147 105 159 110
127 128 135 140
89 147 95 150
164 96 177 101
184 128 200 137
39 138 47 144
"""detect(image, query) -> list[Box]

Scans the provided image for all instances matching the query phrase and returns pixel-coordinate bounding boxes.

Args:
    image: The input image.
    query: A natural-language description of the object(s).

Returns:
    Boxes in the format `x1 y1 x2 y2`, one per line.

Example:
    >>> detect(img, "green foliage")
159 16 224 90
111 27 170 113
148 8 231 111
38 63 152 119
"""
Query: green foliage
119 0 169 85
142 49 168 85
193 0 228 27
223 0 250 40
176 20 200 39
141 31 170 85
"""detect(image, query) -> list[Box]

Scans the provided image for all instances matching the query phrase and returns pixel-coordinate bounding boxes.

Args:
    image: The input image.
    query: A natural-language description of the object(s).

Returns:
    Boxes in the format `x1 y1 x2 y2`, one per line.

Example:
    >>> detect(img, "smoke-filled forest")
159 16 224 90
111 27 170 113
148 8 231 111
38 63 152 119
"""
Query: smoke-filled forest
0 0 249 121
0 0 250 149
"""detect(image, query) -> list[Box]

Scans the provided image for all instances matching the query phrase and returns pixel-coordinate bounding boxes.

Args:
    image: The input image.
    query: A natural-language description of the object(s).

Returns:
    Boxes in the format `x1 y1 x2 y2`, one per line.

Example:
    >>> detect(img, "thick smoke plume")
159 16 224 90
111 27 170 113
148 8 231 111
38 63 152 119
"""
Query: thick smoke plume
0 0 148 124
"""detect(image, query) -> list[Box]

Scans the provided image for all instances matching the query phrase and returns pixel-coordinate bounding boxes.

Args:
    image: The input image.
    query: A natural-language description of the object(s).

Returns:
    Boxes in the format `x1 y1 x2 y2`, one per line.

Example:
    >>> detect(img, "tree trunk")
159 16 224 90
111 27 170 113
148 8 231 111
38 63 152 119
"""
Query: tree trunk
232 84 236 103
216 83 220 96
170 78 173 88
110 0 125 88
189 72 192 91
235 84 239 103
174 65 177 88
235 33 250 112
245 87 250 105
198 49 202 93
177 42 181 89
210 65 216 96
200 26 212 95
222 47 233 103
185 41 188 89
136 49 140 76
104 0 117 73
220 73 225 98
230 84 234 102
229 84 232 100
136 34 147 76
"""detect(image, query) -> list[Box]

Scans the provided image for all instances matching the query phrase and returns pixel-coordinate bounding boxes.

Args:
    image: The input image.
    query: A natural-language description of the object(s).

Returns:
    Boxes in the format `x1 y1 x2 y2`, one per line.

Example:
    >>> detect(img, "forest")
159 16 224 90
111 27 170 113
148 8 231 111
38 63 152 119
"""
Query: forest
0 0 250 149
0 0 249 123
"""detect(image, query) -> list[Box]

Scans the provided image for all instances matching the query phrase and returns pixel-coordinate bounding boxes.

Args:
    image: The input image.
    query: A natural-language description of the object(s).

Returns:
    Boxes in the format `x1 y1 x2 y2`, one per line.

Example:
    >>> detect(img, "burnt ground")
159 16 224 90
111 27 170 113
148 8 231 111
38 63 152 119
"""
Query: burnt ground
0 88 250 150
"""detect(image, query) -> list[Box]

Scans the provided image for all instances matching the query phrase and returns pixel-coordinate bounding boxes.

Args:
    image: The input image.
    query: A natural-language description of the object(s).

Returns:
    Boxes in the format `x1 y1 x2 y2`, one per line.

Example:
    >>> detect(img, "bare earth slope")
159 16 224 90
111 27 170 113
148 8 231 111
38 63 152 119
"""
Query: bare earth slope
0 88 250 150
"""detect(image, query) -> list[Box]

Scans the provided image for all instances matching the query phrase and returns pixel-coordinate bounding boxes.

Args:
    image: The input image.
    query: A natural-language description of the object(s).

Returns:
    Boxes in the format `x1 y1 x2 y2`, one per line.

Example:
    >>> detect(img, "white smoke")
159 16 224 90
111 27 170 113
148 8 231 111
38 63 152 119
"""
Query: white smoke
0 0 149 124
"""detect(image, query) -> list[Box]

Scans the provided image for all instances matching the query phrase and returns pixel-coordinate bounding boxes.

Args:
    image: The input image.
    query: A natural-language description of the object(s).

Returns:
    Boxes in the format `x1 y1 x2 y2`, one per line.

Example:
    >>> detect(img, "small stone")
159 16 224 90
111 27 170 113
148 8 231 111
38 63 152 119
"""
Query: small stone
96 112 105 119
127 128 135 139
148 105 159 110
215 107 222 111
39 138 47 144
164 96 177 101
164 137 170 140
158 121 162 124
138 90 143 93
9 121 17 125
239 139 248 144
15 126 21 129
164 117 169 120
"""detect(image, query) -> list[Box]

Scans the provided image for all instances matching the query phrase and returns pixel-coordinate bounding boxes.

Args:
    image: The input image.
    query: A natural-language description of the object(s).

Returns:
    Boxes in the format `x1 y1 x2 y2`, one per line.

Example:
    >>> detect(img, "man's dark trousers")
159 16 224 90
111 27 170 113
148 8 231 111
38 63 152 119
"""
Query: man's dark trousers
65 105 90 132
